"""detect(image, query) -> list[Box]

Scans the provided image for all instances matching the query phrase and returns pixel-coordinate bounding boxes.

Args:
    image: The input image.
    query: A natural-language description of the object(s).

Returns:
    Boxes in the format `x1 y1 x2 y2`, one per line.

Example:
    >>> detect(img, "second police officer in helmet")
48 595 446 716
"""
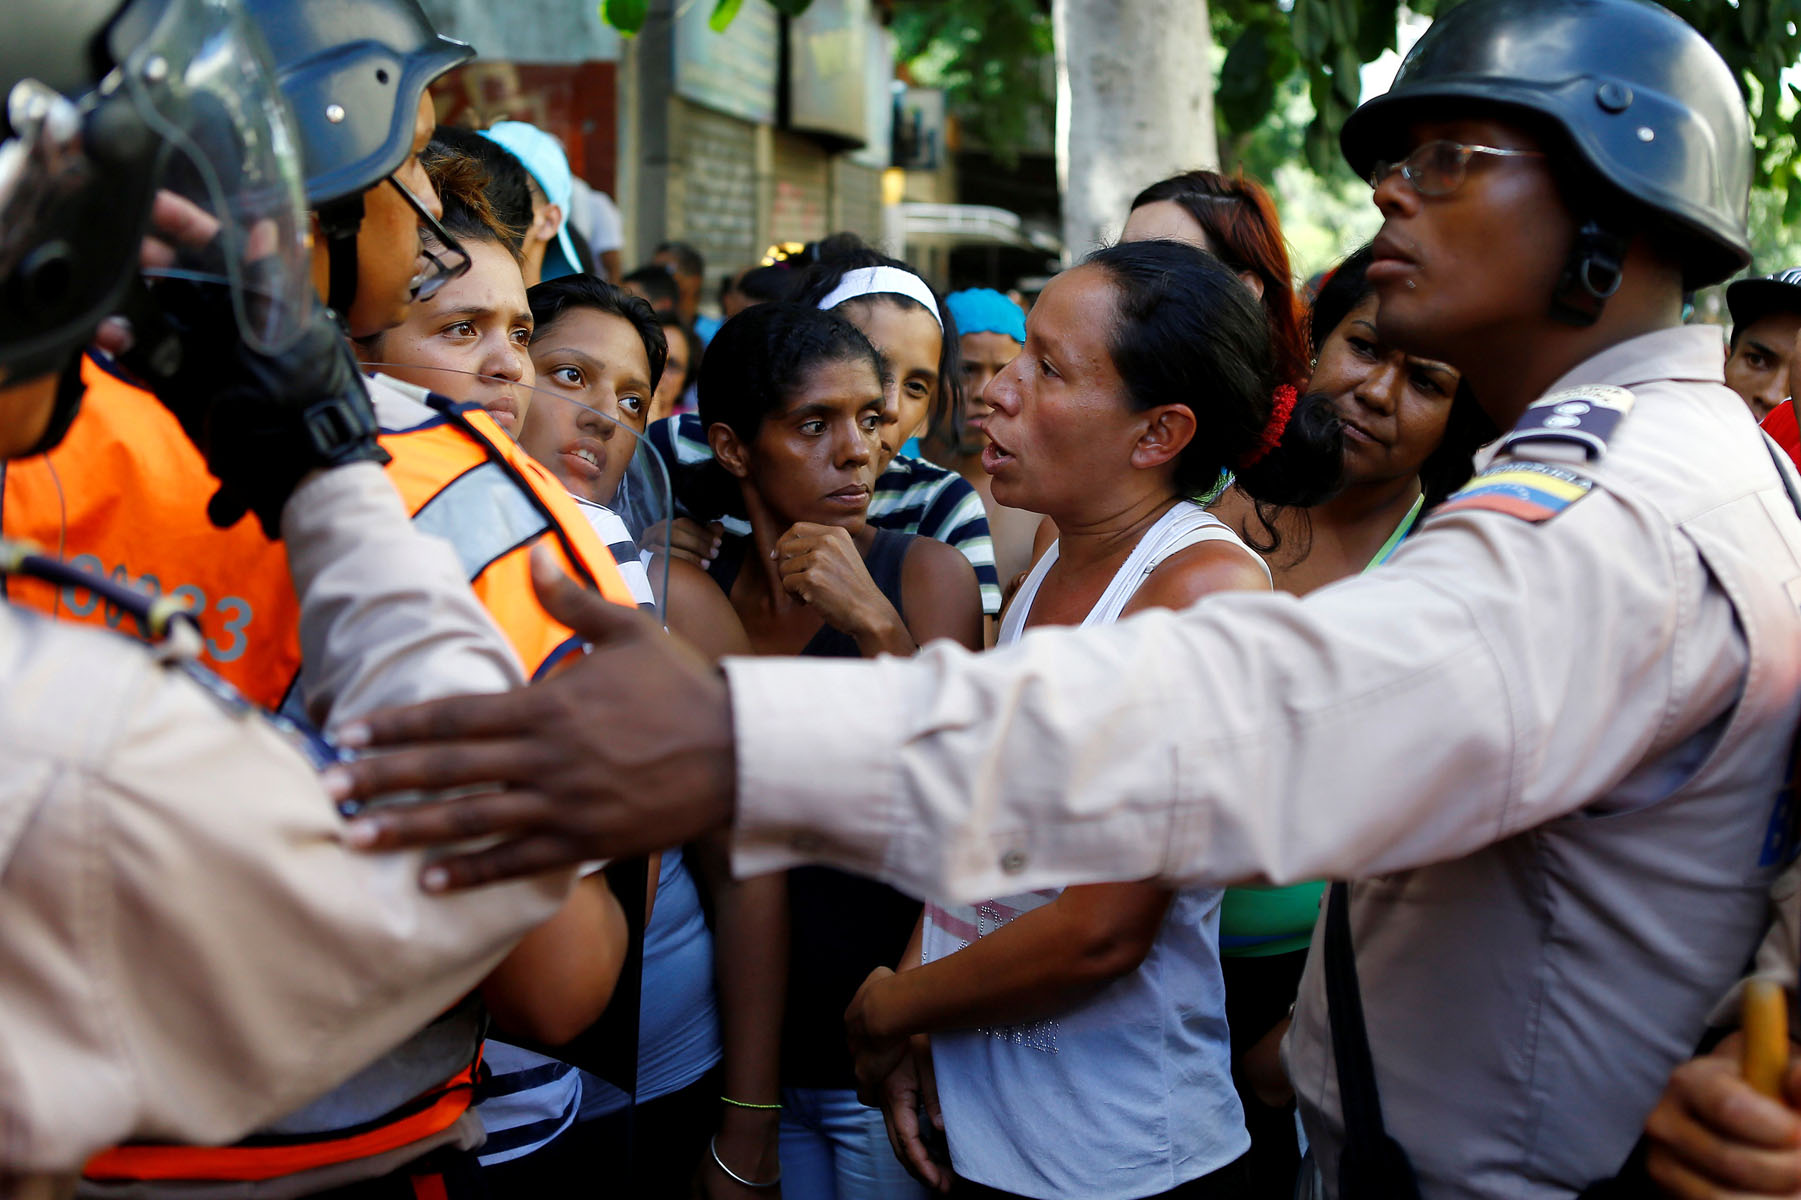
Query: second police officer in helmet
3 0 644 1196
329 0 1801 1196
0 0 603 1192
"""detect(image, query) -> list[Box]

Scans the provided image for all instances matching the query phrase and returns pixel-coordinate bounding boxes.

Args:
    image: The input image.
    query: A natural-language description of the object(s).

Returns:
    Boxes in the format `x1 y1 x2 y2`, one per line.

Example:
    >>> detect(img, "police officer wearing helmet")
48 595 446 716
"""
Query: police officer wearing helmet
319 0 1801 1196
245 0 474 341
2 0 635 707
1 1 636 1197
0 0 576 1193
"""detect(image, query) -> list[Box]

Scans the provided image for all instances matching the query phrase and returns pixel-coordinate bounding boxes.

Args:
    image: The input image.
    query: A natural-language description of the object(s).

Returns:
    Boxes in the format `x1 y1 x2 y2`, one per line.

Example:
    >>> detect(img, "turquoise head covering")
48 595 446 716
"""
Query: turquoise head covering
946 288 1026 345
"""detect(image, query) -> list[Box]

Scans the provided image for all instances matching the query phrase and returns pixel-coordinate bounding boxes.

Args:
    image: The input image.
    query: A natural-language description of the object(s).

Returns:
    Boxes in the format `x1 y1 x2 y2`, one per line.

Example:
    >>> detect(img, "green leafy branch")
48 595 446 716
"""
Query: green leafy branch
600 0 814 36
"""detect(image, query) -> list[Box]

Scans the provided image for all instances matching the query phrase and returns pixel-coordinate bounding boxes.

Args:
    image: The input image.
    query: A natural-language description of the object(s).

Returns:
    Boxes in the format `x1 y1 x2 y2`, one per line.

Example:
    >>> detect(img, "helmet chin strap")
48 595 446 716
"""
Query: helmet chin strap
1549 219 1628 327
314 192 365 324
17 350 92 458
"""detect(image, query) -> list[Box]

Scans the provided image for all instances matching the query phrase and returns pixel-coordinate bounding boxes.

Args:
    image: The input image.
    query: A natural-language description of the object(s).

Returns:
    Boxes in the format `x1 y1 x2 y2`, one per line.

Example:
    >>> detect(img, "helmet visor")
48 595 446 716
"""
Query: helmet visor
0 81 117 352
120 0 312 355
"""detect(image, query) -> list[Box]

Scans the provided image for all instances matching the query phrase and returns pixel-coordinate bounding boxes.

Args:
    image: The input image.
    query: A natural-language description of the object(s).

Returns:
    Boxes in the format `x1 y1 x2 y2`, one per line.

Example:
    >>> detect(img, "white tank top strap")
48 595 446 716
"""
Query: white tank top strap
999 501 1267 645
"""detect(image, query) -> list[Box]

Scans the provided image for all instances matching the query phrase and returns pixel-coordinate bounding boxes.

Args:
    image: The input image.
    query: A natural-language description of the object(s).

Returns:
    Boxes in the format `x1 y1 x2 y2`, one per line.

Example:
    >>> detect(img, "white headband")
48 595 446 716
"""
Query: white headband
815 266 943 330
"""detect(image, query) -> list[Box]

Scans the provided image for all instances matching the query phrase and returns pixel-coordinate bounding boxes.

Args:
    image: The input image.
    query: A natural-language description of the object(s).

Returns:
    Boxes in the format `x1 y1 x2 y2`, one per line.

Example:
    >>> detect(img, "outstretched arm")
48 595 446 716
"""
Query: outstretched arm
330 484 1736 909
847 882 1173 1044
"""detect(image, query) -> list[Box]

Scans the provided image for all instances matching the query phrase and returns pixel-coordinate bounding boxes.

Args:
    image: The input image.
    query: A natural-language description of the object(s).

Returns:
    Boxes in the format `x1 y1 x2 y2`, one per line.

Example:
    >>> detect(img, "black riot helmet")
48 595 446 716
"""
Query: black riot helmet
1341 0 1752 320
239 0 473 317
1 0 312 447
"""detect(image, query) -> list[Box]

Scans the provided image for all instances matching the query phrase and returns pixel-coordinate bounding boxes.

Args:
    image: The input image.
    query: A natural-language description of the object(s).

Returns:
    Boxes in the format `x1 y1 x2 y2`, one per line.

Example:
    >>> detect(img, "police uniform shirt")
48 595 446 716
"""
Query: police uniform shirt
722 325 1801 1197
0 463 568 1181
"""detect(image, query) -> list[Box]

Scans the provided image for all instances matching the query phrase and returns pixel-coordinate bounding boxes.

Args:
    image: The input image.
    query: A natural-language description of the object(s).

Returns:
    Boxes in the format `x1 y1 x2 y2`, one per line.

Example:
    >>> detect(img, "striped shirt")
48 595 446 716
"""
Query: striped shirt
572 496 656 609
647 413 1000 615
474 1042 583 1167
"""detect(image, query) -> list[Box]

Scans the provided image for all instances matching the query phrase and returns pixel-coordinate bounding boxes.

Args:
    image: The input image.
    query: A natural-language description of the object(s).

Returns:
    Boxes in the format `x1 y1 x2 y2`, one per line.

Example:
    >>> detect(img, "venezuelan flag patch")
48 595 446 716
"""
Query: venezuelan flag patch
1437 461 1593 522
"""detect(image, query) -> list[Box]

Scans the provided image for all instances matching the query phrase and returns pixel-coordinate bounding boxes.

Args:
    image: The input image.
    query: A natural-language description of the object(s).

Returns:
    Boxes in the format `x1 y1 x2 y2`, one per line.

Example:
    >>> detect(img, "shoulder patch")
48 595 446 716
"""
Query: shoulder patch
1497 384 1635 462
1437 461 1594 523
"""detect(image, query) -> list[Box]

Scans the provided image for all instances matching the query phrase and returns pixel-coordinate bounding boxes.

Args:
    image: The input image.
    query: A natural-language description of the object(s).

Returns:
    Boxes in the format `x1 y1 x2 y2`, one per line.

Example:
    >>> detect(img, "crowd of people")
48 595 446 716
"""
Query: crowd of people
10 0 1801 1199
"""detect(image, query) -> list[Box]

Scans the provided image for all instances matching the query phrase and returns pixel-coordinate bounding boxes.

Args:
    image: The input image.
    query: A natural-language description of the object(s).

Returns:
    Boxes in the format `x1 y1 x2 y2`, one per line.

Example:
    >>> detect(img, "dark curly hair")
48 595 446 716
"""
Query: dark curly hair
527 274 668 392
683 302 884 521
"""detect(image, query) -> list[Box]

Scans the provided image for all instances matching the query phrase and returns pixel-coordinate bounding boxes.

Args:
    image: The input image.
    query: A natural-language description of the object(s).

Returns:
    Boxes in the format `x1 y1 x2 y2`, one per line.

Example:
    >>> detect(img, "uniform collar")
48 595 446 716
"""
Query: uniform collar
1544 324 1727 394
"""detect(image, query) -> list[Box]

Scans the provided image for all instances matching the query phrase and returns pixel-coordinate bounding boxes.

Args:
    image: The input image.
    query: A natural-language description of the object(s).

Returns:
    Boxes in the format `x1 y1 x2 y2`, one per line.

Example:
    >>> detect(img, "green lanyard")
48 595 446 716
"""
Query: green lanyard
1363 491 1425 572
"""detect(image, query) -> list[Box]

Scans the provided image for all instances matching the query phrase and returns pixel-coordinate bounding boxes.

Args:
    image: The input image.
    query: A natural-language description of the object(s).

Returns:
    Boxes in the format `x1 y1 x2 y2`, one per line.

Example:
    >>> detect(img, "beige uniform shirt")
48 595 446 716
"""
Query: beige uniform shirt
725 326 1801 1196
0 463 568 1182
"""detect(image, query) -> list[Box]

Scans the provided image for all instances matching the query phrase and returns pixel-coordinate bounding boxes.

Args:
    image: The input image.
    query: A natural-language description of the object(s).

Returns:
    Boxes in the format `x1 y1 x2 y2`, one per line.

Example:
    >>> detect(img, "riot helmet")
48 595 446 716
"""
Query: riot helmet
1 0 312 449
1341 0 1752 320
239 0 474 317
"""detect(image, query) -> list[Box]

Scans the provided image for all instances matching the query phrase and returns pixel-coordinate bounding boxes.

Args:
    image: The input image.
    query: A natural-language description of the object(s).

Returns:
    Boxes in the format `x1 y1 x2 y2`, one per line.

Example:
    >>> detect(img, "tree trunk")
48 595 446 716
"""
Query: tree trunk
1054 0 1219 263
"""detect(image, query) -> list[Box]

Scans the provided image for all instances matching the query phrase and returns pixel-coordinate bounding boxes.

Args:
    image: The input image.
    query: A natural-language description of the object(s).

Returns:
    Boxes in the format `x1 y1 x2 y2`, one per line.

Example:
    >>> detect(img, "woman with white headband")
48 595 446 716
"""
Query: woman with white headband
648 240 1003 636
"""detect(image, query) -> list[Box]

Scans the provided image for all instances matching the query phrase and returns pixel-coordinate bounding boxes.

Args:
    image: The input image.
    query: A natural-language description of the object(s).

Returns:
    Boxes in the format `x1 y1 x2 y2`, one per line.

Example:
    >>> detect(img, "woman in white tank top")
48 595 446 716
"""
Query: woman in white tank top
843 240 1346 1200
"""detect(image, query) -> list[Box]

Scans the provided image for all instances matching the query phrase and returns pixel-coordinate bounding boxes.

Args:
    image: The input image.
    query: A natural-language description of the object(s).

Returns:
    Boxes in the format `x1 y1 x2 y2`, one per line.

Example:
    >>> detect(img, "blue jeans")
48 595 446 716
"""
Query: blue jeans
779 1087 929 1200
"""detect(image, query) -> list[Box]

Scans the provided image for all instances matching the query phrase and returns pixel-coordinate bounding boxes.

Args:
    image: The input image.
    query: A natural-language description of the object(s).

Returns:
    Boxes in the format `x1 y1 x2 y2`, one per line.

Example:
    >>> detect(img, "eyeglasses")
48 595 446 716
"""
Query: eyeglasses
387 175 471 302
1369 140 1545 196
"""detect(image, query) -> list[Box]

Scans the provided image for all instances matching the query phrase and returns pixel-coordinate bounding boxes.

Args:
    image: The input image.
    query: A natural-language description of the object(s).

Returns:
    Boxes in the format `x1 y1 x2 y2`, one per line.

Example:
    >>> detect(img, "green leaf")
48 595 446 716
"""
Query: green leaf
1218 26 1279 131
1782 166 1801 226
1355 0 1400 62
1305 112 1342 175
602 0 648 34
708 0 744 31
1332 43 1363 107
1291 0 1329 64
1742 0 1764 46
1327 0 1356 51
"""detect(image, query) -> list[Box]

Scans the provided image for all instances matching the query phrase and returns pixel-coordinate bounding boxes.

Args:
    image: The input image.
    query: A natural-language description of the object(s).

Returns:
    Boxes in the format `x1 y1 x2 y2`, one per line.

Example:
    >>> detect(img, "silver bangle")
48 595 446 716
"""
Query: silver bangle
710 1134 781 1189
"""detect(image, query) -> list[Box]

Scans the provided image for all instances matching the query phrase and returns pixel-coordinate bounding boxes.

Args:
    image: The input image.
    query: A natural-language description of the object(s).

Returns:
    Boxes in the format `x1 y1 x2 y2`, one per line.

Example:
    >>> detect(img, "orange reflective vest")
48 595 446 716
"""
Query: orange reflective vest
1 357 632 1184
83 1059 483 1184
1 356 633 709
0 356 302 703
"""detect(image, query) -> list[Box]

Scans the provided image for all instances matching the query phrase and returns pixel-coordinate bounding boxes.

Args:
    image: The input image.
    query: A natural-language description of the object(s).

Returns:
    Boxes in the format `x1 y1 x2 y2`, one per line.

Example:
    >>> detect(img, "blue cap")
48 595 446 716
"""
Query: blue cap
946 288 1025 344
479 121 582 280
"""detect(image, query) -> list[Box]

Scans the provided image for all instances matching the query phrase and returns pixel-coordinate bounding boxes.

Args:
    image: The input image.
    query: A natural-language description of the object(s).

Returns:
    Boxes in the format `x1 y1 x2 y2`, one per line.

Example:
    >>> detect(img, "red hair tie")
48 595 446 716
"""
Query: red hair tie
1240 384 1298 470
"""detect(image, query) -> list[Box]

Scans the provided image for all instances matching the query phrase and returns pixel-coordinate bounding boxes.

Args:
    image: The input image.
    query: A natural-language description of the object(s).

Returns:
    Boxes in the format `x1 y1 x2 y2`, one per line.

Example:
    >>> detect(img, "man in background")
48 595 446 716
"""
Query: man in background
480 120 585 285
654 239 719 343
1723 267 1801 420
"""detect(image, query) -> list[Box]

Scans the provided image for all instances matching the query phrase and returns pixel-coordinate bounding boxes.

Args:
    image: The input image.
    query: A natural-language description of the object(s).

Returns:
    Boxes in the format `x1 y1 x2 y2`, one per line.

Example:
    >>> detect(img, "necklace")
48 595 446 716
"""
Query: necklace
1364 491 1426 572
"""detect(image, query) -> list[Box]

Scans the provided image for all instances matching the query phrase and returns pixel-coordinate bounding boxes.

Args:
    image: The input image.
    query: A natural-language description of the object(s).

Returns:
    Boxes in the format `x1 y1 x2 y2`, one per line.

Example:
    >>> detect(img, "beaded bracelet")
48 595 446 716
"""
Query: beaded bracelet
710 1135 781 1188
720 1095 782 1111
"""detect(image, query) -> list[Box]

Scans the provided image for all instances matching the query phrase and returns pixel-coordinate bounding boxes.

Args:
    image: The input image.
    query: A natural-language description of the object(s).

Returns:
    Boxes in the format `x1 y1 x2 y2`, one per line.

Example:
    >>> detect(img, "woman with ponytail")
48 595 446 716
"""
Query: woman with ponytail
845 240 1341 1200
1006 166 1317 578
1206 244 1493 1198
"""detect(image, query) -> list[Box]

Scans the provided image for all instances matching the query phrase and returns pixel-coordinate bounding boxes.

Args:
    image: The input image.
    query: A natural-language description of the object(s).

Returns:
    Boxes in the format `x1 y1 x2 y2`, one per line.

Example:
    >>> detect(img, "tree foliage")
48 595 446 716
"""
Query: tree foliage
599 0 811 35
1213 0 1801 203
890 0 1054 163
602 0 1801 208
